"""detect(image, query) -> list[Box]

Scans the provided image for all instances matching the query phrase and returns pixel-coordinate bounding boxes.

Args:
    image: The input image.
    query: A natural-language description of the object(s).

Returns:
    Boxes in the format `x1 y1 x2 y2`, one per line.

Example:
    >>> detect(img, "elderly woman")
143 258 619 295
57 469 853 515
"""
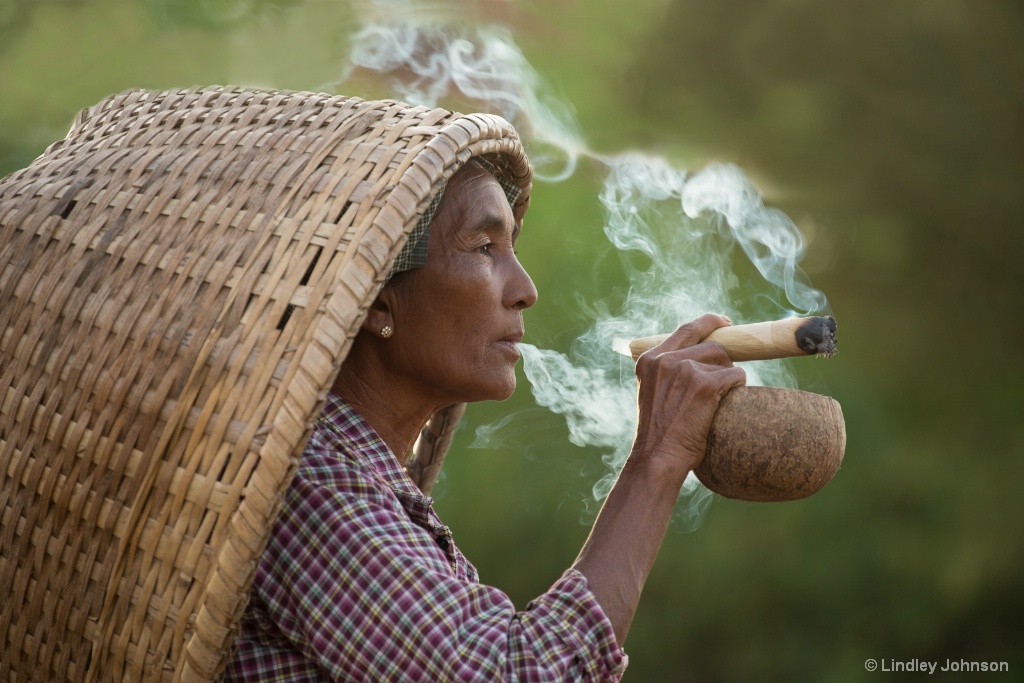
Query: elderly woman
0 87 751 682
225 155 746 681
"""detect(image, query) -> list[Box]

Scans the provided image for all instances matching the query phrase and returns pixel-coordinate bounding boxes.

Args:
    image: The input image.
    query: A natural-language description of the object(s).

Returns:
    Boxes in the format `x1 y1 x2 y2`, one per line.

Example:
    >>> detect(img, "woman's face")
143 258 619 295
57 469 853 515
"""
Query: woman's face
383 163 538 405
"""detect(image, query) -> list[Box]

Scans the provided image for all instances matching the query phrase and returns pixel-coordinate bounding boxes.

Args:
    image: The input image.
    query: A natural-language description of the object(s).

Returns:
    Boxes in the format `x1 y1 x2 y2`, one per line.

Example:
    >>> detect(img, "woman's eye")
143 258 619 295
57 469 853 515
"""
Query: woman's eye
477 243 493 255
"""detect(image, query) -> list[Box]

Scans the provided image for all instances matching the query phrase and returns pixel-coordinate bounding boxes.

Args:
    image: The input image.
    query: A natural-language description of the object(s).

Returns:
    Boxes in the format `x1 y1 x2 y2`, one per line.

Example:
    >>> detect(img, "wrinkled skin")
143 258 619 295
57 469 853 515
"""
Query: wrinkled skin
573 313 746 642
379 166 537 406
334 162 536 457
632 314 747 473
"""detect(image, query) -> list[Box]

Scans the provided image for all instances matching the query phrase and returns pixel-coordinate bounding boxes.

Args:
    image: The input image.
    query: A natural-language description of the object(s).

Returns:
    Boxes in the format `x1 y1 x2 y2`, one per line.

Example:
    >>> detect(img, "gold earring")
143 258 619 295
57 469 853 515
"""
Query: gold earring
380 325 393 339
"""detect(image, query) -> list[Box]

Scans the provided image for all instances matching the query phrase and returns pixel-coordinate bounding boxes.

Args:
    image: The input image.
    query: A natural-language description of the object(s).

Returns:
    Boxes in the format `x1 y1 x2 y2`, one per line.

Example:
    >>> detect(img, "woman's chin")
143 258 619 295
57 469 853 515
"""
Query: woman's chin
472 375 517 404
494 381 517 402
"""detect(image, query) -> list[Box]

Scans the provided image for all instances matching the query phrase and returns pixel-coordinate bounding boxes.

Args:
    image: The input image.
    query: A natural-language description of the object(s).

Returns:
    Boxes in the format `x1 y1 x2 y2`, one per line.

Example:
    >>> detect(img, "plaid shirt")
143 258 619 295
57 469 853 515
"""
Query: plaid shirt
225 394 627 681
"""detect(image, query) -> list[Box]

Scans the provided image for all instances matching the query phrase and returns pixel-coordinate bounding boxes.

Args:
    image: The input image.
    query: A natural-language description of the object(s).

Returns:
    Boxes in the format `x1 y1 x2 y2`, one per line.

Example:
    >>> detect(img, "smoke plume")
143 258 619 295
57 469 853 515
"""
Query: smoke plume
337 1 830 529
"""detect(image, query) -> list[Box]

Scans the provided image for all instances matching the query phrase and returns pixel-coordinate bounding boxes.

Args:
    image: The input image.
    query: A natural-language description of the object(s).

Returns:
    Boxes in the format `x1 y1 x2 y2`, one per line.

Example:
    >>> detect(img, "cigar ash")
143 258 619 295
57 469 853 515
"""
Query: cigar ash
795 316 838 357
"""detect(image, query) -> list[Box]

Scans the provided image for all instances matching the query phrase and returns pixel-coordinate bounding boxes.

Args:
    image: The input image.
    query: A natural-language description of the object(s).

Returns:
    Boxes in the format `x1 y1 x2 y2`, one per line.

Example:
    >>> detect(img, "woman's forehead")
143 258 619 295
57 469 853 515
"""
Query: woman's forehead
441 167 516 233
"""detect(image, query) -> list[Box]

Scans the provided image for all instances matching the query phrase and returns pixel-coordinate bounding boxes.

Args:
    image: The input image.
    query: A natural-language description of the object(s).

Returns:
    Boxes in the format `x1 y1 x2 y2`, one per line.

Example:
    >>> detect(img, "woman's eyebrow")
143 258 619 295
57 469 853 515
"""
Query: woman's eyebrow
471 211 516 237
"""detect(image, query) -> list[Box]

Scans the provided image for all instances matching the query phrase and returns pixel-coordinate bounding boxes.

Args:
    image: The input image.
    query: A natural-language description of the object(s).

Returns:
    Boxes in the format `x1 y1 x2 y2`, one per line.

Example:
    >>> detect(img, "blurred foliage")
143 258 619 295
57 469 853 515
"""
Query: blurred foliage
1 1 1022 681
0 0 29 59
145 0 303 30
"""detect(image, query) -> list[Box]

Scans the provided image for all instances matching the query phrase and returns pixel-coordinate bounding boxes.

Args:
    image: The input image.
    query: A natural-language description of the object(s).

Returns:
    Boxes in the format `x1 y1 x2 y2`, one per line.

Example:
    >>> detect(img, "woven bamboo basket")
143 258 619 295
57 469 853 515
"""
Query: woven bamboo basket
0 86 532 682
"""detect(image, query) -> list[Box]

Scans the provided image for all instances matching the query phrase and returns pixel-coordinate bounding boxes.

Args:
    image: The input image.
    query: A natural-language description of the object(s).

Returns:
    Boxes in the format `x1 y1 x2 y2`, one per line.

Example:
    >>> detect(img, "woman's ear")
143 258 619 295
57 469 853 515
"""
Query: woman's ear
361 283 396 338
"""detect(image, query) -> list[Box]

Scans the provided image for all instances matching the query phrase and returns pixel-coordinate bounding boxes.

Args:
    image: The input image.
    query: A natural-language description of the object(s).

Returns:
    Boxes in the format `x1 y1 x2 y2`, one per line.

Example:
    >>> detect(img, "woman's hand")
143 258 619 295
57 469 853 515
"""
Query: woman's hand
631 313 747 475
573 314 747 645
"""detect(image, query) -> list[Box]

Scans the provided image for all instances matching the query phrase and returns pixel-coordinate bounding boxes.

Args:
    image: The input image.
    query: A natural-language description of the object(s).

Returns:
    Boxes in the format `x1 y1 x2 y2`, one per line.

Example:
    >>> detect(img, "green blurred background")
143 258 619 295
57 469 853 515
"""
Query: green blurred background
2 1 1021 680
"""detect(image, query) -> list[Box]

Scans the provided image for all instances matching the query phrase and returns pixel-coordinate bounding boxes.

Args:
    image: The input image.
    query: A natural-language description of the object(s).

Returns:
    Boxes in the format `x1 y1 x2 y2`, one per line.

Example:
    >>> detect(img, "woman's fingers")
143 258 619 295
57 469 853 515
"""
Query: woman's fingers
632 314 748 471
645 313 732 356
636 314 735 378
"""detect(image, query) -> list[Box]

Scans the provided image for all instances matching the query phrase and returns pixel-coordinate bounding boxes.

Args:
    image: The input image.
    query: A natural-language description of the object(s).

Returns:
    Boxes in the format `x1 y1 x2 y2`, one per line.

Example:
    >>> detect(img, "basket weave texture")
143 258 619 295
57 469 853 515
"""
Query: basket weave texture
0 86 531 682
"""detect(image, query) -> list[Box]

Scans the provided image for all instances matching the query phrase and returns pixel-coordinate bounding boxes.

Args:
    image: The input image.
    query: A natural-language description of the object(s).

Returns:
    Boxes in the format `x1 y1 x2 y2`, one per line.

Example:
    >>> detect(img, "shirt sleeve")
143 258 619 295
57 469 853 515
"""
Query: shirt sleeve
252 466 628 682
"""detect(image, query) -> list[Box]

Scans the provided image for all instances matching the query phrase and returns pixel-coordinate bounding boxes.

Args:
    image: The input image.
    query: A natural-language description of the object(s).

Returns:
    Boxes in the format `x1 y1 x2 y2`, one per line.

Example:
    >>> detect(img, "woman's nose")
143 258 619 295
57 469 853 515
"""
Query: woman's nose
508 257 538 310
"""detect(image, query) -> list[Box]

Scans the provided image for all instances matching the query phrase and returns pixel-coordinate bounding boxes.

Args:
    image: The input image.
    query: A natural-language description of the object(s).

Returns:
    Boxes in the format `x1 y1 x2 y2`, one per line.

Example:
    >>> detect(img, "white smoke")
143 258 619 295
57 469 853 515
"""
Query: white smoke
340 1 583 181
518 153 808 519
337 2 829 529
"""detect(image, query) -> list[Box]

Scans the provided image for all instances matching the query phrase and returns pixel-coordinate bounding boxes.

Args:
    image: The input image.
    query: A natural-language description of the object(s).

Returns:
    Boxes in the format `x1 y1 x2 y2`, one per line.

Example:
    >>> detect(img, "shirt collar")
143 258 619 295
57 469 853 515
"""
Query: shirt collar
316 393 430 504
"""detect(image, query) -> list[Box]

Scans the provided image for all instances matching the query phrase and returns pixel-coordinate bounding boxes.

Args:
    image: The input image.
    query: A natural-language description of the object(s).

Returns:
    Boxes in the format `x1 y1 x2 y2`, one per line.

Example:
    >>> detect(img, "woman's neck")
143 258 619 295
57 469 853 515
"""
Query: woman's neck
331 341 439 462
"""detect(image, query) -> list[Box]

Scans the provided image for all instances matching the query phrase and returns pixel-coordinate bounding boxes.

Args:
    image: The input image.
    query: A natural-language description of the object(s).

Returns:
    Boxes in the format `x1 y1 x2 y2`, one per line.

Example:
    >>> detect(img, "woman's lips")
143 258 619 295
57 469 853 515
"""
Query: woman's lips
496 333 523 357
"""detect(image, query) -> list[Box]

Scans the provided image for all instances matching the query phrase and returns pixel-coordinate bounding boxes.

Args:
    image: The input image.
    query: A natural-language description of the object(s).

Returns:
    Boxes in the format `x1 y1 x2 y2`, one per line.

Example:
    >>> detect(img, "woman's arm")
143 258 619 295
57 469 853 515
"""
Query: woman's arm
572 313 746 643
